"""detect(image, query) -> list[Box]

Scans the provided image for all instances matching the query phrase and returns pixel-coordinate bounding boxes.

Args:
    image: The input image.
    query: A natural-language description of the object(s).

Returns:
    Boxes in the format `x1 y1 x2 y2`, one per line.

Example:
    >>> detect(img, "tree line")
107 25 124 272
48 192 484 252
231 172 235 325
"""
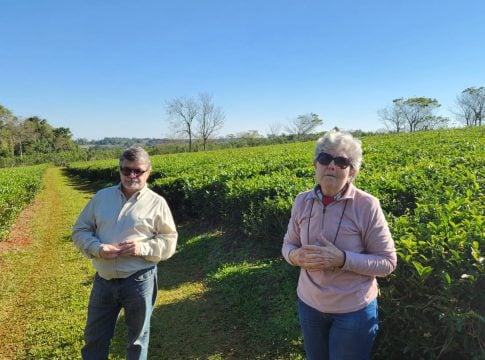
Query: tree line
0 107 79 160
165 87 484 150
165 93 324 152
1 85 482 164
378 86 484 132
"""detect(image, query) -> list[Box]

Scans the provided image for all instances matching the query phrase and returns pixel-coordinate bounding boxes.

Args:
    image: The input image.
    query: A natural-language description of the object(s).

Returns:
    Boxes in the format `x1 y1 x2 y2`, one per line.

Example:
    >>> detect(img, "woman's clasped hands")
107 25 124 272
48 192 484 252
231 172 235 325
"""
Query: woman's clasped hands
289 234 345 271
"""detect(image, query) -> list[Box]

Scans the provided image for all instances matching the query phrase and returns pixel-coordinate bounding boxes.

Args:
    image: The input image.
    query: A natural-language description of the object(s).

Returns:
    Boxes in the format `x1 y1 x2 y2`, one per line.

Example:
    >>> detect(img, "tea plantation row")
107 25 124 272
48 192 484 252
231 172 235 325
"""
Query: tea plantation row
0 165 47 241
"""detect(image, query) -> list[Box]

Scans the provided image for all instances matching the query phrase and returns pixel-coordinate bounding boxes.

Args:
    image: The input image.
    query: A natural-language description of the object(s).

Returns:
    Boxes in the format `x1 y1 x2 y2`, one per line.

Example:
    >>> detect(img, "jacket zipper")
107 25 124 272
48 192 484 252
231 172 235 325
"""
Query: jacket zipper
321 205 326 235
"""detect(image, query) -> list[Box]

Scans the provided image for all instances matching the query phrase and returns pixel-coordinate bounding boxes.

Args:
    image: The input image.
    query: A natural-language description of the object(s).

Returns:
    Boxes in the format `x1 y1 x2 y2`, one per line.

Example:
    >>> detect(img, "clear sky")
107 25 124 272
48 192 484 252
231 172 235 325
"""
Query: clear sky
1 0 484 140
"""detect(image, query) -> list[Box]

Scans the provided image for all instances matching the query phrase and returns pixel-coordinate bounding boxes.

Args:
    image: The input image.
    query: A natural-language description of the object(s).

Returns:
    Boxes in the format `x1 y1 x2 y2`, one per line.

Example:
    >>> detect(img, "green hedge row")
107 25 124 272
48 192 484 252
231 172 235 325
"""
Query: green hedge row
0 165 48 241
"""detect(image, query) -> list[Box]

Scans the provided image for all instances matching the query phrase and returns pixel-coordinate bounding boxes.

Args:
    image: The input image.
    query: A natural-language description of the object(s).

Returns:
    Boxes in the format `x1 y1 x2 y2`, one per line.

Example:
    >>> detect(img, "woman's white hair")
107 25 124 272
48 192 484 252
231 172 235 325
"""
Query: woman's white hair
314 130 363 173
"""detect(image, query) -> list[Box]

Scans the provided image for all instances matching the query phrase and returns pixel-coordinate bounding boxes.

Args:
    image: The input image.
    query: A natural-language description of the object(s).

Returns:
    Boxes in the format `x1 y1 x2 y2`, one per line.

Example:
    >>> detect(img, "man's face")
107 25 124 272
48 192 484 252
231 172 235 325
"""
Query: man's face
119 160 150 196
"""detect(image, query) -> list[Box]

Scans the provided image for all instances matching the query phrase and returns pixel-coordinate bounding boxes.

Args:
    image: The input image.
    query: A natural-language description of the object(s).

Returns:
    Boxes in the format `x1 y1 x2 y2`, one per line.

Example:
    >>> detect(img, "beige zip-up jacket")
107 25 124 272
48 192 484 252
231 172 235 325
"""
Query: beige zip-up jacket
72 184 178 280
282 184 397 313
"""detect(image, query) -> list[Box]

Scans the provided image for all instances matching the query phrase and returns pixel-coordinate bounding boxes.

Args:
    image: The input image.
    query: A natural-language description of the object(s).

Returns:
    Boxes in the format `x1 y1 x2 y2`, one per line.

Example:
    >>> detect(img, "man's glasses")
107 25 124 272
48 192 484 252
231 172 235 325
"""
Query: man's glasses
316 152 351 169
119 167 148 177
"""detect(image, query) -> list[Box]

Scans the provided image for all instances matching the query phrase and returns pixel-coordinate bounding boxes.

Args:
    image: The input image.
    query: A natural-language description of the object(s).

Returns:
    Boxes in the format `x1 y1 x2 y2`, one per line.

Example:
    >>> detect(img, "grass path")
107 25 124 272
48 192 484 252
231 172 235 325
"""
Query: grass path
0 167 302 359
0 167 94 359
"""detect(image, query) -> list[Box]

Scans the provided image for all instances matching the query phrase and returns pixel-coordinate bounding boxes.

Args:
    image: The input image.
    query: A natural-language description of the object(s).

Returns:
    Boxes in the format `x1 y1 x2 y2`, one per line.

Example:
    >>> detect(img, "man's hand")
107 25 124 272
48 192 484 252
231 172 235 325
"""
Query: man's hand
99 244 121 259
118 240 141 257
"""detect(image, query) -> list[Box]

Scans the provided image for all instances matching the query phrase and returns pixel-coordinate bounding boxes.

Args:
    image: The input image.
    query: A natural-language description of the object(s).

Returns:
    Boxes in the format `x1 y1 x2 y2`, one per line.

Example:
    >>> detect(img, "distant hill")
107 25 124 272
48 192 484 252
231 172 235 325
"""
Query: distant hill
75 137 174 148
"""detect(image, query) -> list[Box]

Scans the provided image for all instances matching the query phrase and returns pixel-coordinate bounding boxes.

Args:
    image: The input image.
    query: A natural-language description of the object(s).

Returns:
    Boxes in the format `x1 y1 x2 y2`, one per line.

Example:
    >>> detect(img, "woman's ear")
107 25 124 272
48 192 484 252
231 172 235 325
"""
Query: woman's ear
349 168 357 179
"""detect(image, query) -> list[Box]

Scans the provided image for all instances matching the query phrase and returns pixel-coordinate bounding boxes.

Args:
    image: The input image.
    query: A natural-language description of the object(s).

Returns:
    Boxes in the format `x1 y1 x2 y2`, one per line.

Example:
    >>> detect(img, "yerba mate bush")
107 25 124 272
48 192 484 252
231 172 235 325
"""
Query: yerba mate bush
356 129 484 359
67 127 484 358
0 165 47 241
0 165 46 241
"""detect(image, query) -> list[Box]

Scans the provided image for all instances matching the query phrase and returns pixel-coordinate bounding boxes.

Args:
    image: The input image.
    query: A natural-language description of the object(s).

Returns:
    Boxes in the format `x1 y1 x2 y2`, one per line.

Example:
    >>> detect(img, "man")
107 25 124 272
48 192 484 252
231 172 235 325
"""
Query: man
72 146 178 360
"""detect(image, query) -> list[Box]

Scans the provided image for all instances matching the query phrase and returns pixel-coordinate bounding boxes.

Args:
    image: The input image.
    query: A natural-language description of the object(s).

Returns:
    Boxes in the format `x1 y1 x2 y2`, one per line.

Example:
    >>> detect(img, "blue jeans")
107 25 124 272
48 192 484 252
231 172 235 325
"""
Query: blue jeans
82 266 158 360
298 297 379 360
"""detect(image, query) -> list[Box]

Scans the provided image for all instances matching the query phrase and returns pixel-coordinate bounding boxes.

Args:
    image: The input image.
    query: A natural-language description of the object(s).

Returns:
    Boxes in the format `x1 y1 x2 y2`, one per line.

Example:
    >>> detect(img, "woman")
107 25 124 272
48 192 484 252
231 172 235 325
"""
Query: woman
282 130 397 360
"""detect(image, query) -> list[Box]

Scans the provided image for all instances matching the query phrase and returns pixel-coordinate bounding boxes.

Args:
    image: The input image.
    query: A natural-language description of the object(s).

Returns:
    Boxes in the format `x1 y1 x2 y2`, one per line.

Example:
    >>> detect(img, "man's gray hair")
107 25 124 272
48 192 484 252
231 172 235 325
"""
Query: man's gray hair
119 146 152 170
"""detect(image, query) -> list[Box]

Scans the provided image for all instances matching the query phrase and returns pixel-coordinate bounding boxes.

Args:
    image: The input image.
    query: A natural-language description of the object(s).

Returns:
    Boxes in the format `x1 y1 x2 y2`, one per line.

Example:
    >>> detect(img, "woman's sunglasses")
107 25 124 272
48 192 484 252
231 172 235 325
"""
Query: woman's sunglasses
316 152 351 169
119 167 148 177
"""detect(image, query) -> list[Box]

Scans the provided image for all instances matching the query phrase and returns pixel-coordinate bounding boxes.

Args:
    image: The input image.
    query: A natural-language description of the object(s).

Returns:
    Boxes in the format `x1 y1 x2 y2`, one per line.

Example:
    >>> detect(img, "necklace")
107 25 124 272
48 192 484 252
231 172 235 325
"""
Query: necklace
307 195 349 245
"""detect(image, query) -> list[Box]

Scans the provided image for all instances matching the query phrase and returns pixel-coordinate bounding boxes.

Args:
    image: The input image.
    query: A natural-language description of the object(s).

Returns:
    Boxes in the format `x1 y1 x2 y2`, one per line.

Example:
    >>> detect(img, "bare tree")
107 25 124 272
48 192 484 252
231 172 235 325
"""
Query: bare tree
378 105 406 133
197 93 224 150
285 113 323 137
455 87 485 126
267 122 282 137
165 97 198 152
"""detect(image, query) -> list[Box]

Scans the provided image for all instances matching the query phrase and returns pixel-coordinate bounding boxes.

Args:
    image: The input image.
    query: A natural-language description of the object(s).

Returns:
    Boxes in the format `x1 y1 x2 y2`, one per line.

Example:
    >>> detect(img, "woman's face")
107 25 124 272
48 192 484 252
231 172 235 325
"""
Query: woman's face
314 150 356 196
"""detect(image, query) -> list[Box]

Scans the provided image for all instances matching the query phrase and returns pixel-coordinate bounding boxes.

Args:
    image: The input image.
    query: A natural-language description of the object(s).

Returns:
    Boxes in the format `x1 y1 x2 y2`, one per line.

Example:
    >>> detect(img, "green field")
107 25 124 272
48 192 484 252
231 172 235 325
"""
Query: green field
0 127 483 359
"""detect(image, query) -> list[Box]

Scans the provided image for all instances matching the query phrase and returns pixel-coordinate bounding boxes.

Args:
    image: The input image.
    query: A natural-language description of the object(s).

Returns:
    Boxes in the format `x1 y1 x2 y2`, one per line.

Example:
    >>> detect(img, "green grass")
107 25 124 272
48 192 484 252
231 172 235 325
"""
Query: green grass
0 167 93 359
0 168 307 359
141 224 304 359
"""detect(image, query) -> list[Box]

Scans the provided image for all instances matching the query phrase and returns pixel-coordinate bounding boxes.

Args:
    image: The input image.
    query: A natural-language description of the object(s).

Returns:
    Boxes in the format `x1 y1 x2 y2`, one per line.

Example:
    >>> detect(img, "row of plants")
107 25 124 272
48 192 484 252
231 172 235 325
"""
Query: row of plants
357 130 484 358
0 164 47 241
66 126 484 358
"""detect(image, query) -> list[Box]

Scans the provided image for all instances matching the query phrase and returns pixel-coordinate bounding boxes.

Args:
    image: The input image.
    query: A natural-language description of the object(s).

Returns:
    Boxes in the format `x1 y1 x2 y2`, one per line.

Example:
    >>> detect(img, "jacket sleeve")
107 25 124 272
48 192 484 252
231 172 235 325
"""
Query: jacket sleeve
341 197 397 277
139 198 178 263
72 197 102 259
282 196 303 265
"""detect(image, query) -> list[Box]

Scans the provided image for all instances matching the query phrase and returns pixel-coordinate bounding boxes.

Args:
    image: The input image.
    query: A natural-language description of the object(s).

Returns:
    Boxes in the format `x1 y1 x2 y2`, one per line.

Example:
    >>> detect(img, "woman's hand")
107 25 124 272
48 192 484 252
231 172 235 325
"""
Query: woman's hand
289 245 325 270
289 235 345 270
316 235 346 269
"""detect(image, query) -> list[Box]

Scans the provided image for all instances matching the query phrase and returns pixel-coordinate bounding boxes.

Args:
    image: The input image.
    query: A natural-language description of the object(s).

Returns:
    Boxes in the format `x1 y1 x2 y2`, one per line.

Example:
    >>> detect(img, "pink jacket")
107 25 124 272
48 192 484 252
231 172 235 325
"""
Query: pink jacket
282 184 397 313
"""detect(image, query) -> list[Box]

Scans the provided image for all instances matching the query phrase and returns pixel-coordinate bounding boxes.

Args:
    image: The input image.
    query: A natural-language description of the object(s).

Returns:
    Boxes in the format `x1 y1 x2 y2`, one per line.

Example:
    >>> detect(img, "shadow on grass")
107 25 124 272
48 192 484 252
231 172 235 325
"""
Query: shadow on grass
63 170 303 358
61 168 114 195
110 223 303 359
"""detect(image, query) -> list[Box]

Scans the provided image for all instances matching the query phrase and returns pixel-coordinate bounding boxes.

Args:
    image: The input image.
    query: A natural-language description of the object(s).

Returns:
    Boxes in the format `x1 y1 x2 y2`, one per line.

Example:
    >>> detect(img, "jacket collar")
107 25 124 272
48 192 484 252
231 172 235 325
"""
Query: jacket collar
307 183 355 202
116 183 149 200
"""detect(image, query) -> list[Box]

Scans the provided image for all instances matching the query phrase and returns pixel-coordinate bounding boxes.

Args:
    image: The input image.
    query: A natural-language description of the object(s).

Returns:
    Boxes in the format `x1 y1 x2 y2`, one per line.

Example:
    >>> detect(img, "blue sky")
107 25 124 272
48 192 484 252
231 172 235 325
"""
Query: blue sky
1 0 484 140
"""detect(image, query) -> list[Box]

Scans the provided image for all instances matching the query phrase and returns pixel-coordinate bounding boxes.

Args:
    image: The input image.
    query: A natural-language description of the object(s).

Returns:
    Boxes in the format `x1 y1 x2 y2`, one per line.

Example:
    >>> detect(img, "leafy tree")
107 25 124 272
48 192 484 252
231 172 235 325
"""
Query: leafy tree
23 116 54 153
53 127 77 151
285 113 323 137
380 97 445 132
0 105 15 156
5 116 25 157
0 105 13 125
455 86 485 126
420 115 449 130
197 93 224 151
0 107 80 164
